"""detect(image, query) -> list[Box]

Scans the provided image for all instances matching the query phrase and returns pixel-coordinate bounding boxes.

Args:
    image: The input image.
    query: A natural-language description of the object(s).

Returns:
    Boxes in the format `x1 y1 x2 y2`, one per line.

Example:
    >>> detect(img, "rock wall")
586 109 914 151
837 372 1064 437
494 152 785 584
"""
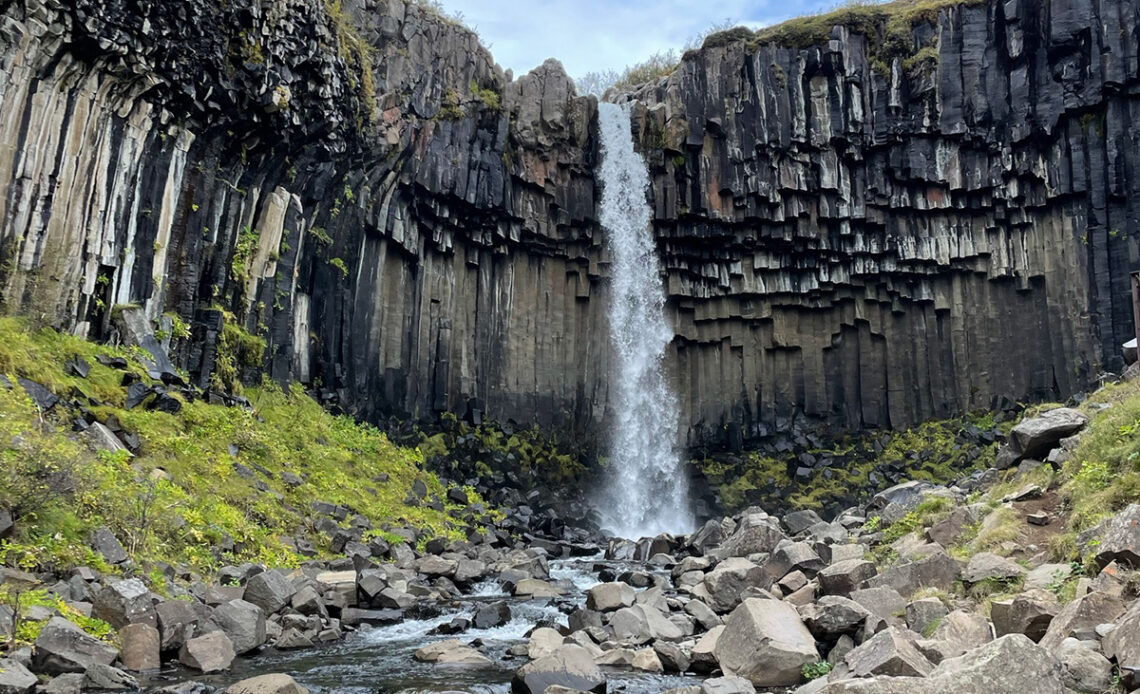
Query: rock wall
0 0 1135 448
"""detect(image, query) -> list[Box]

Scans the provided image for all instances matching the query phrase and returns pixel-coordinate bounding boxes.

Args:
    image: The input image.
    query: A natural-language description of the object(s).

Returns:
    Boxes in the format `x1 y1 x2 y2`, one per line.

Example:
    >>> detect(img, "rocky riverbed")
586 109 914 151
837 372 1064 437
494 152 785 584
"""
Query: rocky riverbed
2 407 1139 694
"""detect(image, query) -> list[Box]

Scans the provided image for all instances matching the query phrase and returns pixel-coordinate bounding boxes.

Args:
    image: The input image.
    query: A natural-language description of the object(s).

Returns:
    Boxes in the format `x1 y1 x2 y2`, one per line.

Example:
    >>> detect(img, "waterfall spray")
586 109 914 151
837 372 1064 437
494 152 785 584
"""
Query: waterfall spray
595 102 694 539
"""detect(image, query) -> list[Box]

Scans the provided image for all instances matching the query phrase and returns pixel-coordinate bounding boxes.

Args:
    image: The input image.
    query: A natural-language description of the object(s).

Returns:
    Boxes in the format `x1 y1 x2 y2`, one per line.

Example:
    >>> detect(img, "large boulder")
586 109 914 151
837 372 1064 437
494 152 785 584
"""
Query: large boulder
224 675 309 694
33 617 119 675
118 623 160 671
961 553 1024 586
799 596 871 639
926 634 1067 694
511 644 605 694
1055 638 1115 692
1039 590 1125 650
844 627 933 677
586 582 635 612
866 482 933 525
88 528 128 566
0 658 37 694
1102 600 1140 689
210 599 267 655
92 578 156 629
155 600 209 651
716 514 786 558
242 571 296 614
713 598 819 687
413 640 491 665
1009 408 1088 460
473 601 512 629
179 631 236 673
703 558 769 613
818 560 876 597
989 589 1057 642
1078 503 1140 569
83 663 137 691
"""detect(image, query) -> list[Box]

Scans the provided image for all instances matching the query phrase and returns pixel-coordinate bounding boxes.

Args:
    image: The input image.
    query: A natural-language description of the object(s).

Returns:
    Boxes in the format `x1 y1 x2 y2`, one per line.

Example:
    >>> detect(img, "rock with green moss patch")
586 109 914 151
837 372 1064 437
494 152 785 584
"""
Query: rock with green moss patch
33 617 119 675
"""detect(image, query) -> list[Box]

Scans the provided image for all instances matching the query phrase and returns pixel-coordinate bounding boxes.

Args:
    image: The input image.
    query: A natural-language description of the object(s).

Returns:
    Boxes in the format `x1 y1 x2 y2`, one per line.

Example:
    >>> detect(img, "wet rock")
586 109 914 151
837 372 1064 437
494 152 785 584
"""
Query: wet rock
118 623 160 671
511 644 605 694
473 601 512 629
39 673 84 694
512 579 563 598
210 599 267 655
844 627 933 677
224 674 309 694
527 627 565 659
414 555 458 577
275 628 315 650
714 598 819 687
340 608 402 627
631 648 663 673
413 639 491 665
586 582 634 612
653 641 691 673
33 617 119 675
179 632 236 673
155 600 208 651
83 663 137 691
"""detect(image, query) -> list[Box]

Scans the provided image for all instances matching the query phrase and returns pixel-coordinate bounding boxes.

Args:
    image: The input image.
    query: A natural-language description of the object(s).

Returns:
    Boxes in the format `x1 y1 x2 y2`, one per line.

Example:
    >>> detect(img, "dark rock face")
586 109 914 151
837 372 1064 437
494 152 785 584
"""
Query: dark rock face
0 0 1135 446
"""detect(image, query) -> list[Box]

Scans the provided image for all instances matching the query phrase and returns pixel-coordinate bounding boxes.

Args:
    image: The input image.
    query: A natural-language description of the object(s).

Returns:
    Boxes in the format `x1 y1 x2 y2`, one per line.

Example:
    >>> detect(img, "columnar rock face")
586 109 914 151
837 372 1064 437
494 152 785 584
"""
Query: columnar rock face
0 0 1136 446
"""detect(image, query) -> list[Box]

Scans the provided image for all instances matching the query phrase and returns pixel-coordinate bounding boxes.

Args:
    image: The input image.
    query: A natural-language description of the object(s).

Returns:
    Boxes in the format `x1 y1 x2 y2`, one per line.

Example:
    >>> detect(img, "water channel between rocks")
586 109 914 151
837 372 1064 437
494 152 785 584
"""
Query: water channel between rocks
140 558 707 694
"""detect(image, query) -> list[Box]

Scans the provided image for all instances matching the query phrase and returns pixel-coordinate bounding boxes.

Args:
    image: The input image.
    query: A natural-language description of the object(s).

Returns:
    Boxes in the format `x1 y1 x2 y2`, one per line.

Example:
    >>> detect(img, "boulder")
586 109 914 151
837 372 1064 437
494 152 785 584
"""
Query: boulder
225 674 309 694
631 648 663 672
703 558 769 613
904 598 948 636
155 600 209 651
473 601 512 629
339 608 402 627
179 631 236 672
1101 600 1140 689
1078 503 1140 569
274 628 314 650
863 552 960 597
818 560 876 597
82 664 137 690
527 627 565 659
32 617 119 675
701 676 755 694
717 514 786 558
39 674 85 694
513 579 563 598
690 625 723 674
92 578 155 629
414 555 458 577
799 596 872 639
867 482 933 525
243 571 296 615
413 639 491 665
1039 590 1125 650
989 589 1057 642
0 658 36 694
453 559 487 584
713 598 819 687
210 599 267 655
1055 638 1114 692
961 553 1024 586
88 528 128 565
844 627 933 677
1009 408 1089 459
511 645 605 694
586 582 635 612
118 623 160 671
0 508 13 541
923 610 992 661
653 640 692 673
849 586 907 621
783 510 825 536
926 634 1067 694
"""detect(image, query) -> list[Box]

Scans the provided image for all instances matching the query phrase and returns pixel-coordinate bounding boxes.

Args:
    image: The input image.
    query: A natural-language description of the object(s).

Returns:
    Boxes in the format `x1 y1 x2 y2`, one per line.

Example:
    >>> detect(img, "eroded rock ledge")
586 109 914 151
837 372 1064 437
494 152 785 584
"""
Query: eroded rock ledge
0 0 1136 447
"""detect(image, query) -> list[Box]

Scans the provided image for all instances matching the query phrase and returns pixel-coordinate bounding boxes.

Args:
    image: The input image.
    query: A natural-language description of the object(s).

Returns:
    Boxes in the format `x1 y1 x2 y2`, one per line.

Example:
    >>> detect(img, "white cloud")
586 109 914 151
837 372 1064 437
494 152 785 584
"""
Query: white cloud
436 0 832 80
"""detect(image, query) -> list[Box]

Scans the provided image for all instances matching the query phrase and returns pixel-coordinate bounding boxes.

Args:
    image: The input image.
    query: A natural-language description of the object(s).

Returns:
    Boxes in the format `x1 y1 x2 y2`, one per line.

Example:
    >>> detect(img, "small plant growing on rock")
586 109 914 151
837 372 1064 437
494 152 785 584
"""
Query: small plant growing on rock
802 661 833 681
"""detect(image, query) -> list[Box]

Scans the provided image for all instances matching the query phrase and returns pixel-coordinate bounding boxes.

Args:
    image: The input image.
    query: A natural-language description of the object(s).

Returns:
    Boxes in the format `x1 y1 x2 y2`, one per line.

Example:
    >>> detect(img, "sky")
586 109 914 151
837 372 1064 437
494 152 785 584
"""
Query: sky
435 0 837 80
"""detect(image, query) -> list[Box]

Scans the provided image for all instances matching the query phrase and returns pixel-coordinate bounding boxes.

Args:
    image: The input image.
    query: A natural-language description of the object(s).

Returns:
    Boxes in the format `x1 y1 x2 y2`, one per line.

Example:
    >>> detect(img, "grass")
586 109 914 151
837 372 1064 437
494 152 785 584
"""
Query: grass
0 587 113 645
0 317 488 580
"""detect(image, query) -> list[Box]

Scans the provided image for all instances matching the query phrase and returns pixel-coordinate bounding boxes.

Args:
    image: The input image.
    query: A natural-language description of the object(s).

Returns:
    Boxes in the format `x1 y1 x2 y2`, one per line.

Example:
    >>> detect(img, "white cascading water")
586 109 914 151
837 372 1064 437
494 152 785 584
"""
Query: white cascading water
596 102 694 539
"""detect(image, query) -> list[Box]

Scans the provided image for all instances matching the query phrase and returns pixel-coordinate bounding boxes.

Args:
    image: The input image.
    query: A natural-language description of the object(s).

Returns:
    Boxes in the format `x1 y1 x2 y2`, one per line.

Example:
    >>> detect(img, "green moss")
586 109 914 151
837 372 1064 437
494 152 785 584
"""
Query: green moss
211 313 266 395
324 0 378 131
437 89 465 121
0 587 113 645
470 80 502 112
0 319 483 578
329 257 349 279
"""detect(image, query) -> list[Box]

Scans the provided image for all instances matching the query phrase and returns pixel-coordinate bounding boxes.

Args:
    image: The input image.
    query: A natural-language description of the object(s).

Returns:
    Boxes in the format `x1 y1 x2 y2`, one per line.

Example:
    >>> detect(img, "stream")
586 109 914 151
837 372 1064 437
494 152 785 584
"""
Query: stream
142 558 706 694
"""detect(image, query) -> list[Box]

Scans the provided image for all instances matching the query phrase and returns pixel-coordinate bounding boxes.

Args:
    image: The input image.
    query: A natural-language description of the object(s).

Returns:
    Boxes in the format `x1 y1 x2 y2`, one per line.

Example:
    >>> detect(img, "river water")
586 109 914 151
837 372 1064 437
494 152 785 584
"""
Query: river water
143 558 705 694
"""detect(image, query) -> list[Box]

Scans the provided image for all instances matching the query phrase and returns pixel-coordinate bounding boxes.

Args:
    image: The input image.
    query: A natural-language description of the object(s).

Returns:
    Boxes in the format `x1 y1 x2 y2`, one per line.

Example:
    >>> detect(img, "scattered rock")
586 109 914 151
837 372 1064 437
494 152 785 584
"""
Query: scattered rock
33 617 119 675
179 631 236 673
0 658 37 694
413 639 491 665
844 627 933 677
118 623 160 671
224 674 309 694
511 645 606 694
586 582 634 612
82 663 138 691
714 598 819 687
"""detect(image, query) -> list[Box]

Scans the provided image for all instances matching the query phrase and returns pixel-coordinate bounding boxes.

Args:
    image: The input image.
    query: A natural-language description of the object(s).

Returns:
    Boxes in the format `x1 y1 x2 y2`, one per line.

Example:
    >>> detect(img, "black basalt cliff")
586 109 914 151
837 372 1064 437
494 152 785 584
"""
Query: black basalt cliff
0 0 1135 448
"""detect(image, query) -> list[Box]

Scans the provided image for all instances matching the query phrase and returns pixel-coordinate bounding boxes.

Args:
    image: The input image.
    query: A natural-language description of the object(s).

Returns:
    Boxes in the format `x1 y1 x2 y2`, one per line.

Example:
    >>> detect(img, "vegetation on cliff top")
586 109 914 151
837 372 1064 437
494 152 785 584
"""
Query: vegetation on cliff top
0 317 486 579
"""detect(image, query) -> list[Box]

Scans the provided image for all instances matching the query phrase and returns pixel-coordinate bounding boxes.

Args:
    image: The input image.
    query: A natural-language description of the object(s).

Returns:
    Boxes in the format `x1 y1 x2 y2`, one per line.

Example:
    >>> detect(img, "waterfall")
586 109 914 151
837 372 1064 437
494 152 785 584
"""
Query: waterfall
595 102 694 539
